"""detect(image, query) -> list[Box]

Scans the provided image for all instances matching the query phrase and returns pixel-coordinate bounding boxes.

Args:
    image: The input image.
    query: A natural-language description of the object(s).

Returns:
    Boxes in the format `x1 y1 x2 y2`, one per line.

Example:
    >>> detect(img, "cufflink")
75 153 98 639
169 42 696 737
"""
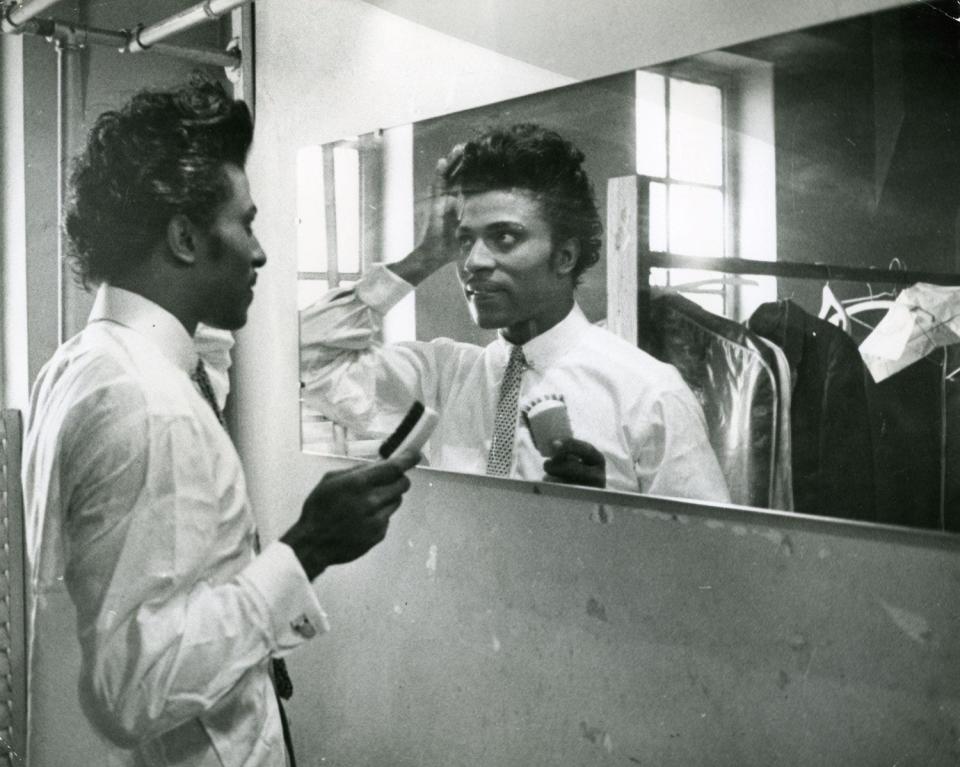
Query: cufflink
291 613 317 639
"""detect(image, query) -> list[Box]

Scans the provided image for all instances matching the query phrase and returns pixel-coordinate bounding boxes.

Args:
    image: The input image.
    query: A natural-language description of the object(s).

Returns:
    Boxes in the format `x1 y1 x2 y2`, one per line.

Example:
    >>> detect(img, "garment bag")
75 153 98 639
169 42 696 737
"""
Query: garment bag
647 293 785 510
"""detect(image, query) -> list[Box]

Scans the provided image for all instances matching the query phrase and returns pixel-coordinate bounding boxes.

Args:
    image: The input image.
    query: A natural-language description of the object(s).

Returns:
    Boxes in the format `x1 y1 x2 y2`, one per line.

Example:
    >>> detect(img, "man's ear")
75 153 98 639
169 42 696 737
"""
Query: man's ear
552 237 580 277
166 214 202 266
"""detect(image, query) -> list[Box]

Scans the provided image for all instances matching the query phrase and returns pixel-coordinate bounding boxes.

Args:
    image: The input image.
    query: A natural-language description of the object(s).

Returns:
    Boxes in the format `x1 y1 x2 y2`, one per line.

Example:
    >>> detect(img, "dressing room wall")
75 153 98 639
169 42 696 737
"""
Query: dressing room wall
241 1 959 764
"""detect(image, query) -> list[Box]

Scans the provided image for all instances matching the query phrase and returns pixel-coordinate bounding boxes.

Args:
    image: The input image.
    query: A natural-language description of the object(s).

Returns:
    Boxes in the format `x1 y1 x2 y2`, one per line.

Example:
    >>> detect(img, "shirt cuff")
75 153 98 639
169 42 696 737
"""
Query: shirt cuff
356 263 414 313
239 540 330 655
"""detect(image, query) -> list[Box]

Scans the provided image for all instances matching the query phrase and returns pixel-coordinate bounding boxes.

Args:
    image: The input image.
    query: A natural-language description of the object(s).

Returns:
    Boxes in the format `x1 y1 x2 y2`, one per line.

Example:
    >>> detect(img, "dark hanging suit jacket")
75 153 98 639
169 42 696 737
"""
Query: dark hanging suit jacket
748 300 876 521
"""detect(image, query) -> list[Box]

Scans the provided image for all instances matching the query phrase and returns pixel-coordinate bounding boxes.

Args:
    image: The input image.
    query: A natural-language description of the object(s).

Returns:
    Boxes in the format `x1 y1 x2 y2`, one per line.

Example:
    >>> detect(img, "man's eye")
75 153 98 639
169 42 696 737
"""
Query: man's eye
492 232 518 250
457 234 475 252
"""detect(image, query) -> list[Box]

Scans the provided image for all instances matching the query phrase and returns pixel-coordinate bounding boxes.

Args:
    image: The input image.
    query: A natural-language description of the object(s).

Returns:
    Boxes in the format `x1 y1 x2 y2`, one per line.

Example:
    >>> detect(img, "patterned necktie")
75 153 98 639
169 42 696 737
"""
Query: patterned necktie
191 360 224 425
486 345 526 476
191 358 297 760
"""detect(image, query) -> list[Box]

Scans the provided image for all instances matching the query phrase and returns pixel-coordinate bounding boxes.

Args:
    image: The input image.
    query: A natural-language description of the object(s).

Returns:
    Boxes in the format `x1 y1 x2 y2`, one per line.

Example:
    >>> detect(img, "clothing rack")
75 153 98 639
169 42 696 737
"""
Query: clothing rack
605 174 959 531
604 175 960 344
643 252 960 288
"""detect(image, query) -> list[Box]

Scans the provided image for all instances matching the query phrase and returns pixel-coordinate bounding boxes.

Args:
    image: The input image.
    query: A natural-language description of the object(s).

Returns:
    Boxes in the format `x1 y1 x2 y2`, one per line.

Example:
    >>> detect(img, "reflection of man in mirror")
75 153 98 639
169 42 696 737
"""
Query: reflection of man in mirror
301 123 729 500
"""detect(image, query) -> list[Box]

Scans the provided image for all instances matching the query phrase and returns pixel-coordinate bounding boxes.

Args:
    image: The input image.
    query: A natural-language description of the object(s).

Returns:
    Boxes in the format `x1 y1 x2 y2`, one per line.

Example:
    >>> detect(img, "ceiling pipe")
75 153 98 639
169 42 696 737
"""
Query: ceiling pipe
0 0 60 33
128 0 251 53
56 29 85 342
6 17 241 70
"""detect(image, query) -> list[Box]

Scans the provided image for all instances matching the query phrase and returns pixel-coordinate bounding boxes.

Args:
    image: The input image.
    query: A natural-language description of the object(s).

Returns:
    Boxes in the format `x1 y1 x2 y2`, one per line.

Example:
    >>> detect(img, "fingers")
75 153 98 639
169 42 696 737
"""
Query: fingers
362 475 412 513
331 451 417 494
422 160 459 256
550 438 605 466
433 152 464 221
320 449 417 501
368 499 403 527
543 455 591 479
355 496 405 556
430 157 450 210
428 170 446 220
386 447 421 473
343 458 406 486
543 438 606 489
442 143 464 182
434 156 449 183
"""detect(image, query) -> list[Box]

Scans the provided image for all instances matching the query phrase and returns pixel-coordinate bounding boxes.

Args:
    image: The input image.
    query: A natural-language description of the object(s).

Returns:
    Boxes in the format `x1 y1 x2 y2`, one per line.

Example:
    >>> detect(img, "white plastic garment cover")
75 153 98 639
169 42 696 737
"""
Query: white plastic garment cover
859 283 960 382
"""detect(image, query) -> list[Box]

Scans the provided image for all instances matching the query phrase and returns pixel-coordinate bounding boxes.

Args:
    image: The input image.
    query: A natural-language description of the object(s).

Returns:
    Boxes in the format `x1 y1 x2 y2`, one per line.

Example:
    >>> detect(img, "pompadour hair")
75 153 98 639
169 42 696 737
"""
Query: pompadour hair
65 74 254 288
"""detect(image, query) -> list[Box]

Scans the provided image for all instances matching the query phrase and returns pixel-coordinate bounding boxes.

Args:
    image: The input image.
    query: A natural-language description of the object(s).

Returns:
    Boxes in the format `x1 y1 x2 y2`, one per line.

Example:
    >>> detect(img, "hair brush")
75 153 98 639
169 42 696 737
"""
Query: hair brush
379 401 439 459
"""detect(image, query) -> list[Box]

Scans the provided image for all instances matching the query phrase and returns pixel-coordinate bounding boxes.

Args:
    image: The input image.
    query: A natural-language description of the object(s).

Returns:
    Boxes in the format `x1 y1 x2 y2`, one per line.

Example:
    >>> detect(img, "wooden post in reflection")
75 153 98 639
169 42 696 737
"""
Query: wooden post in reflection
606 175 651 350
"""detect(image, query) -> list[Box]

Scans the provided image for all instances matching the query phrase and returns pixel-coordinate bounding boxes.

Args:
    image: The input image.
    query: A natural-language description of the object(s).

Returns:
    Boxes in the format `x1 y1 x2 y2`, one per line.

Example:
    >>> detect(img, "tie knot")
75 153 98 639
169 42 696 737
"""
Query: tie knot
507 344 526 369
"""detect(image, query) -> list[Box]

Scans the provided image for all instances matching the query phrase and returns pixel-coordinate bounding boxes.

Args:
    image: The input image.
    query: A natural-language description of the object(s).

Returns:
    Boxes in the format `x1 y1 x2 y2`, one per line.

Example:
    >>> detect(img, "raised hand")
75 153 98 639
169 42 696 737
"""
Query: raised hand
390 151 463 286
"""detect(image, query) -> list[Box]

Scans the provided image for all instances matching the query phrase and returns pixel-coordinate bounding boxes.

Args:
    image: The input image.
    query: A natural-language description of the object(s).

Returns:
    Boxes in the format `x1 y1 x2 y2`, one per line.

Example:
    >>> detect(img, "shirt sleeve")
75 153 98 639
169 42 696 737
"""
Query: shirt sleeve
61 379 326 747
298 263 474 435
632 385 732 504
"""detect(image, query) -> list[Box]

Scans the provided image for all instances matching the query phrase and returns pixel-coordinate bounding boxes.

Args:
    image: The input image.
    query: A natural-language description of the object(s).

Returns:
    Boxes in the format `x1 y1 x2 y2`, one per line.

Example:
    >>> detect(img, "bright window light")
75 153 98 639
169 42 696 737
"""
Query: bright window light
669 184 724 258
296 146 327 273
333 145 361 273
668 78 723 186
635 70 667 178
649 181 668 252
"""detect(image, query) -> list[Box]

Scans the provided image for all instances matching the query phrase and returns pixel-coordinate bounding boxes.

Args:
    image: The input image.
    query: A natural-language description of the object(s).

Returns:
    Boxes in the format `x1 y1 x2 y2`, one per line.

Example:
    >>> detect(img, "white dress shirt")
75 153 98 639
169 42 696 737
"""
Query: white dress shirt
301 264 730 501
23 285 328 767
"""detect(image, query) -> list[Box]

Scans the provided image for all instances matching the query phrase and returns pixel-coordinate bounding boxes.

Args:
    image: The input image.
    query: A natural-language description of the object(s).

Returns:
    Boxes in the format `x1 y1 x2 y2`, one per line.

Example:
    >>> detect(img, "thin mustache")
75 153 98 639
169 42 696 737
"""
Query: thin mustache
464 281 502 293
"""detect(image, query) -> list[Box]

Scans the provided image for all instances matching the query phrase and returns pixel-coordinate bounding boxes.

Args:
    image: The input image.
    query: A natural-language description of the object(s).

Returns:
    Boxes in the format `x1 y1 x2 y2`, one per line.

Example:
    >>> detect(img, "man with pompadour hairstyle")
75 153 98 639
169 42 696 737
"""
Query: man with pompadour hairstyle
301 123 729 501
24 75 418 767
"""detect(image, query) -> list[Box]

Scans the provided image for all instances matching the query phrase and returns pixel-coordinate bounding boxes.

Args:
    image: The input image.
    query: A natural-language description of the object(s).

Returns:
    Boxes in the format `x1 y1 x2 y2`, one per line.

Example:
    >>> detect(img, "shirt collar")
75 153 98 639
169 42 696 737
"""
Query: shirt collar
89 284 198 373
497 303 590 369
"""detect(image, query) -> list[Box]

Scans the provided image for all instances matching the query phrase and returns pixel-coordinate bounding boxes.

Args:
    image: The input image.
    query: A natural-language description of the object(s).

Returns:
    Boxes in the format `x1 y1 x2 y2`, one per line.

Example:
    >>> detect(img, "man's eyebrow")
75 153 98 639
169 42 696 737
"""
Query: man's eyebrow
485 220 526 231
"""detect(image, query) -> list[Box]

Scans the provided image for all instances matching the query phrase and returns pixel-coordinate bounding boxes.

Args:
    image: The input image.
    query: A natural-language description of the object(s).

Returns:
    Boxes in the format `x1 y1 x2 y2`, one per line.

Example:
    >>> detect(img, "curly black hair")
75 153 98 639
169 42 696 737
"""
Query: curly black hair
64 75 253 288
443 123 602 283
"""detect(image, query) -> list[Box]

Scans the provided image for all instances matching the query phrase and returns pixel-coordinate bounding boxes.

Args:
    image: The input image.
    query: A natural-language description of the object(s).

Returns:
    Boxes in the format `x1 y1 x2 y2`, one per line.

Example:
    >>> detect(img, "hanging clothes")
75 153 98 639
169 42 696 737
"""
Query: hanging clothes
853 283 960 530
748 300 876 521
647 293 791 510
858 283 960 383
756 336 795 511
866 353 943 529
944 345 960 532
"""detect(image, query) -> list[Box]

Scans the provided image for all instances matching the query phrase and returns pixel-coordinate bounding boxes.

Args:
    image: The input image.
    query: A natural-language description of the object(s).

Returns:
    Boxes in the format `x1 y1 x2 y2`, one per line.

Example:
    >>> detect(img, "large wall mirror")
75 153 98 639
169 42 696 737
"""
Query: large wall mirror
296 0 960 533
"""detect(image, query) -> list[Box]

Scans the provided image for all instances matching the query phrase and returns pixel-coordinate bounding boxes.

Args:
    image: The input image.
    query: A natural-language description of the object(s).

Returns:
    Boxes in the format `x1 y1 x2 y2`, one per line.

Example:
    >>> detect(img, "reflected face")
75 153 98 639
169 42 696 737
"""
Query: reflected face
196 164 267 330
455 188 574 344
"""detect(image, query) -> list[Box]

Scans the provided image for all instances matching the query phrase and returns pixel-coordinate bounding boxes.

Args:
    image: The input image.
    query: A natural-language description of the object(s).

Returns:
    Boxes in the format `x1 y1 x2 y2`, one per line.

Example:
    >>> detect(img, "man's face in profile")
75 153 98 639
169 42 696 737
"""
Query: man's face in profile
454 188 572 340
194 164 267 331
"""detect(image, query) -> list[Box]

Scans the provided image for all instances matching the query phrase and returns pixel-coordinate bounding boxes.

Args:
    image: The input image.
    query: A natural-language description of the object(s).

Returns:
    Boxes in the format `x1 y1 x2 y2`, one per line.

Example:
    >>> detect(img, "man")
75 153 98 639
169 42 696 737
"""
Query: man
23 76 418 766
300 123 729 500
